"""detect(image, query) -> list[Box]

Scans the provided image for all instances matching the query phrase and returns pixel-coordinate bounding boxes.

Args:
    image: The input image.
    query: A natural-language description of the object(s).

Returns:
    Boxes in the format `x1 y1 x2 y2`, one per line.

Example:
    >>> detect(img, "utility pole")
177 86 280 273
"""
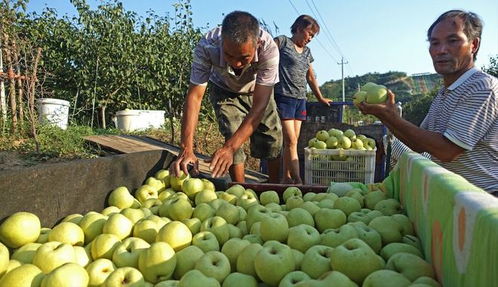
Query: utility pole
337 56 348 102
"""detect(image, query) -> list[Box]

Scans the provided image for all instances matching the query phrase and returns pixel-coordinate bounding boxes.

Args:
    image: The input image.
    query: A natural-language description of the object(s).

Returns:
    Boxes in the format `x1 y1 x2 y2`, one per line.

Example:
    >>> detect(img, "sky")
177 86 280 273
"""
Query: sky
27 0 498 85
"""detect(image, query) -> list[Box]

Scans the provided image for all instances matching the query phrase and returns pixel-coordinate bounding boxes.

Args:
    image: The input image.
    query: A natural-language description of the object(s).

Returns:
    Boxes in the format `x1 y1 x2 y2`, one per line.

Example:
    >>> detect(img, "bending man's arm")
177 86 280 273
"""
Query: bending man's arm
170 83 207 176
209 84 273 177
358 90 465 162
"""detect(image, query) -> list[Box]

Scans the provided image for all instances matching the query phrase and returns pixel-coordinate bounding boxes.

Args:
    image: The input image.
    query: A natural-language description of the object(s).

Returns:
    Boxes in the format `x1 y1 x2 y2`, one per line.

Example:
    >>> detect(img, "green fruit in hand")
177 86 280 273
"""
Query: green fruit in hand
364 84 388 104
353 91 367 106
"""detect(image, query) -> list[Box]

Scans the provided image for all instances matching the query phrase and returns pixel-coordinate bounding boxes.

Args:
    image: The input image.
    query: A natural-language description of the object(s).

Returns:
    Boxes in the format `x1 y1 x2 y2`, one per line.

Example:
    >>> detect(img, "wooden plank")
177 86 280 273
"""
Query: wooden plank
85 135 163 154
84 135 268 183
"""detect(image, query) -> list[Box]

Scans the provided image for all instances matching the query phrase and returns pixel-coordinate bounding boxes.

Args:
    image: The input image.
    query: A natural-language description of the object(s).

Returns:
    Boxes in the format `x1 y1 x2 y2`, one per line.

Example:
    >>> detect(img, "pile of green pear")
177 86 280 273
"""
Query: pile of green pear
352 82 388 106
308 128 376 160
0 172 440 287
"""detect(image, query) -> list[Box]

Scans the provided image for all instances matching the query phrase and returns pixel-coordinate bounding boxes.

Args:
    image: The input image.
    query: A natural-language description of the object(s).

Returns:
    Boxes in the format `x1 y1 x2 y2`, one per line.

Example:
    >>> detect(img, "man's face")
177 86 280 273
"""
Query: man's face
222 38 257 70
429 17 479 78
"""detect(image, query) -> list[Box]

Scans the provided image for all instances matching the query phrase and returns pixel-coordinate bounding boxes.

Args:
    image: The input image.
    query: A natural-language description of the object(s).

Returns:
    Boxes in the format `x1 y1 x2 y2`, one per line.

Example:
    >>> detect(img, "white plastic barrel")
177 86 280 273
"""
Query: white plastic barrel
37 98 70 130
115 110 165 132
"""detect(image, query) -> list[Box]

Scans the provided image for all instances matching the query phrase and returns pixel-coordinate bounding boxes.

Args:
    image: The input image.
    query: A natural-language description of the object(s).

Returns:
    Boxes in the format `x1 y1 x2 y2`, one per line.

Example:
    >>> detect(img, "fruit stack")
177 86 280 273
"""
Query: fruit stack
0 173 440 287
305 128 377 185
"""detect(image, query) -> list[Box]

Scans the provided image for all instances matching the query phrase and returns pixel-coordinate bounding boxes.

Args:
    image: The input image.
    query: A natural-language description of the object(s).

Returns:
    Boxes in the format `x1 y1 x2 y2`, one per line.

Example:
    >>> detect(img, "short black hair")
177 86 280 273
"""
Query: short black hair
221 11 260 46
427 10 483 60
291 15 320 35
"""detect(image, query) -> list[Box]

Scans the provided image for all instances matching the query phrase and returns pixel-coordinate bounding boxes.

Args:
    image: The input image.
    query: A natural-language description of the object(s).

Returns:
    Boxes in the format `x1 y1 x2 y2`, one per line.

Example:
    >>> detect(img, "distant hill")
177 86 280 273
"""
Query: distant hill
315 71 442 103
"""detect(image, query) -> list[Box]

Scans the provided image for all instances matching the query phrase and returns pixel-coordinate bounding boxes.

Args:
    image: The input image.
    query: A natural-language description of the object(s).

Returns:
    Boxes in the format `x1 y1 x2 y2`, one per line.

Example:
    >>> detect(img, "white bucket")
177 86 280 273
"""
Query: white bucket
37 98 70 130
115 110 165 132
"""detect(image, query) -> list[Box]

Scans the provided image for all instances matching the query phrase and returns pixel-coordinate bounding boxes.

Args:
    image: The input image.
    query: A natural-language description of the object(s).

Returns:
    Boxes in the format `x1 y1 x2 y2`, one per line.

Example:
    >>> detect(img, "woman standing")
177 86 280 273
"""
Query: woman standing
274 15 332 184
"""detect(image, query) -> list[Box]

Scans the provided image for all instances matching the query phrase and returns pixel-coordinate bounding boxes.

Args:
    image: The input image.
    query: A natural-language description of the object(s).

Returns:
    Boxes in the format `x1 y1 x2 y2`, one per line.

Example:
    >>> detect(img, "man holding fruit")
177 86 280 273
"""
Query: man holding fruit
358 10 498 195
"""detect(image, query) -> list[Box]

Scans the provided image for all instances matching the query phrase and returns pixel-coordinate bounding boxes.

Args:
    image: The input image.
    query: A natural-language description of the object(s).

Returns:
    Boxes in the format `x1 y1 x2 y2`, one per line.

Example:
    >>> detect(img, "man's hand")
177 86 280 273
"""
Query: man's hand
206 145 235 178
357 90 397 119
170 149 199 177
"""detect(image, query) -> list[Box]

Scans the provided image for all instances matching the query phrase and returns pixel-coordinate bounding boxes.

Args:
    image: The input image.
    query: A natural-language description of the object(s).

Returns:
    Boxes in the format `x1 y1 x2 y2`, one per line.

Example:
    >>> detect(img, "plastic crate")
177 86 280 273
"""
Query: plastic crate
304 147 376 185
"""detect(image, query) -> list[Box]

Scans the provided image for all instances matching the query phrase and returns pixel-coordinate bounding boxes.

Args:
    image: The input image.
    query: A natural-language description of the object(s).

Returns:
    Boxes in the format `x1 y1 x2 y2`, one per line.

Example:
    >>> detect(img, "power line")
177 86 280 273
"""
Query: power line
288 0 338 63
304 0 355 77
287 0 300 15
306 0 343 58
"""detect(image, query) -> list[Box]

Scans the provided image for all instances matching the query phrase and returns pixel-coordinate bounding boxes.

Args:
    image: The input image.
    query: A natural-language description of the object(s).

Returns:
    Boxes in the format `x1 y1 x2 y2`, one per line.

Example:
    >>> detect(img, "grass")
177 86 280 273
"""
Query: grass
0 119 260 171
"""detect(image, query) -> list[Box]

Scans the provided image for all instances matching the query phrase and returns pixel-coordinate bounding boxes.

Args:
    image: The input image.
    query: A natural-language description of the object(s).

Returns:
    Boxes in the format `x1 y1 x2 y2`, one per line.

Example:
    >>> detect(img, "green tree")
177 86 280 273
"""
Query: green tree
483 54 498 77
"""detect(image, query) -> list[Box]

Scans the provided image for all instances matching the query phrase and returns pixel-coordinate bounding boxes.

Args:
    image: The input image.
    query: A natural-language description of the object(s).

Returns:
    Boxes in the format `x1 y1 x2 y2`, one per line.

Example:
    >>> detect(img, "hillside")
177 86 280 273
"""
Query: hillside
316 71 442 103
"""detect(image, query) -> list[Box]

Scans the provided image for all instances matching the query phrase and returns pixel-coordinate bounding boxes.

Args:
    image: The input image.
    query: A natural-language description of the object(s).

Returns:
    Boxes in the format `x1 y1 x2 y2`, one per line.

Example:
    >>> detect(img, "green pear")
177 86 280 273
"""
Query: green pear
236 243 263 278
380 242 423 261
301 245 333 279
386 253 435 281
286 208 314 227
194 251 230 283
156 221 192 252
362 269 411 287
334 197 362 216
320 224 358 248
368 216 403 245
0 212 41 249
412 276 442 287
374 199 403 215
314 270 357 287
314 208 347 232
349 223 383 253
391 214 414 236
287 224 321 253
11 242 41 264
107 186 140 209
0 264 44 287
178 269 220 287
138 242 177 283
41 263 88 287
222 272 258 287
173 245 204 280
279 271 310 287
330 238 384 284
364 191 386 209
254 241 295 286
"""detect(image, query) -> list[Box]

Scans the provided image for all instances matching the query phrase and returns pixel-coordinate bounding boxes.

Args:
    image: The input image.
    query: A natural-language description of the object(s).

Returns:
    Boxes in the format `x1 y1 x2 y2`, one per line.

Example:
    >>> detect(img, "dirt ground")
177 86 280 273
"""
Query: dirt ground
0 151 74 171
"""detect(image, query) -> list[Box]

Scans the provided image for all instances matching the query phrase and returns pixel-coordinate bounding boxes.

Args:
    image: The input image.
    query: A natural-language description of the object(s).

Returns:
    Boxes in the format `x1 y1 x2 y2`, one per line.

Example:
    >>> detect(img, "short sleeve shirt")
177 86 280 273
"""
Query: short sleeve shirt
189 27 279 94
273 35 314 99
420 68 498 193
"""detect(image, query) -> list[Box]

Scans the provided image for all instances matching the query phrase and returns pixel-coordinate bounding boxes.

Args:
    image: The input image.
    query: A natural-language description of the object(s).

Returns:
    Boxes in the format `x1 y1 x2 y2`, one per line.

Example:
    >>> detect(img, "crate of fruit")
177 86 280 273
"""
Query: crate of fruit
304 128 377 185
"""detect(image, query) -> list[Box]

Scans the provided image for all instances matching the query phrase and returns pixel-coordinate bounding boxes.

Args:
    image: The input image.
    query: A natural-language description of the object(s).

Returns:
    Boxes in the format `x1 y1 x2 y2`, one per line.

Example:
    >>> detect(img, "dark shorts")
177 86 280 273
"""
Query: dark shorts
275 94 307 121
209 83 282 165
